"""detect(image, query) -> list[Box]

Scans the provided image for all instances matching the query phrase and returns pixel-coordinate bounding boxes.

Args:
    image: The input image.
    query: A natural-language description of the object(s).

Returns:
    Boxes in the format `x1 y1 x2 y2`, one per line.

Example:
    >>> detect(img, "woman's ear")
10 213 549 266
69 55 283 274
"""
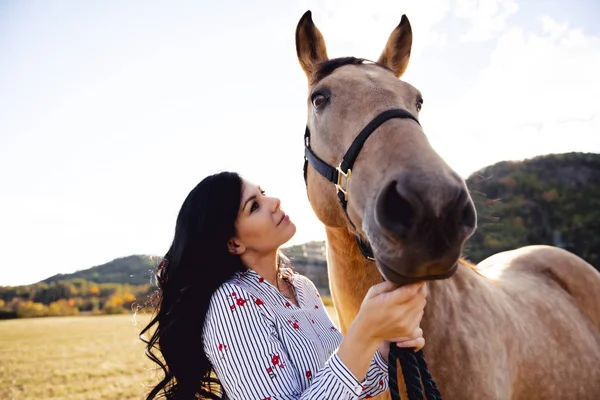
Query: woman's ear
227 239 246 255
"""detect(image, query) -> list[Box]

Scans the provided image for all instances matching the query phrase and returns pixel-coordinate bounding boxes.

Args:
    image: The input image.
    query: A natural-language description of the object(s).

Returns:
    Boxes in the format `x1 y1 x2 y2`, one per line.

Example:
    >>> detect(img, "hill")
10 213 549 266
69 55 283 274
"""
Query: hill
464 152 600 270
41 255 162 286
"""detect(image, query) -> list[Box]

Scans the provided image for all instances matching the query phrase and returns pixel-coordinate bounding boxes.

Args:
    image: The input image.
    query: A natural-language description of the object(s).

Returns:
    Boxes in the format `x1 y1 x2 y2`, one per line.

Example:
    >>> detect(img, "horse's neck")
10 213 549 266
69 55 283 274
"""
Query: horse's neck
423 261 489 331
325 226 487 333
325 226 387 332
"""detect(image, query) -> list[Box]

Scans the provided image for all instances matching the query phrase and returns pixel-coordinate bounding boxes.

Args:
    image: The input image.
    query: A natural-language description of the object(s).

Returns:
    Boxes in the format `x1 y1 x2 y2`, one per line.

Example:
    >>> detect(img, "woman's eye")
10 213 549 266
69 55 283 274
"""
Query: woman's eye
250 202 259 213
312 94 327 109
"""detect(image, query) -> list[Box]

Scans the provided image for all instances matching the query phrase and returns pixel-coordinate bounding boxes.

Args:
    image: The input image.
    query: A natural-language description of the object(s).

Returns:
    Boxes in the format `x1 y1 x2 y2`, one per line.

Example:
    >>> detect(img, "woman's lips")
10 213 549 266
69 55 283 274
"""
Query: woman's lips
278 213 289 226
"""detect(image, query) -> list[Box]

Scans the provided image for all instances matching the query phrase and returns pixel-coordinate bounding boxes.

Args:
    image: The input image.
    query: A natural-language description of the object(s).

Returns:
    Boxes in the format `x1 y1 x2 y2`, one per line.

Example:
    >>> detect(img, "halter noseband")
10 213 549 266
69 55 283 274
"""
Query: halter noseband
302 108 421 260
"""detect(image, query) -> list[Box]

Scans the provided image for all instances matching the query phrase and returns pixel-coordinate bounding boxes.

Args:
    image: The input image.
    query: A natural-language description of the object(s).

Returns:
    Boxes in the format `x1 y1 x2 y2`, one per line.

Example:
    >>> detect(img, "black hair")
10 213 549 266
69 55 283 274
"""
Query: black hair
140 171 246 399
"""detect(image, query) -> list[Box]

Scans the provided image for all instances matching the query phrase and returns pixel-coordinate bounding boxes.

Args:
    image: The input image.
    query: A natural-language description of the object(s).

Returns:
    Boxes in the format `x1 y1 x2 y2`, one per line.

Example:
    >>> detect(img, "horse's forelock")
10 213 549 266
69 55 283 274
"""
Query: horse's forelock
312 57 392 84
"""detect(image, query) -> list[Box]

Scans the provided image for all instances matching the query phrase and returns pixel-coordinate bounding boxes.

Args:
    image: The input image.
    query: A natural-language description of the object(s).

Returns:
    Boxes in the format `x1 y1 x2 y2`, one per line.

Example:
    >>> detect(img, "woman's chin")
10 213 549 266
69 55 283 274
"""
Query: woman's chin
280 222 297 246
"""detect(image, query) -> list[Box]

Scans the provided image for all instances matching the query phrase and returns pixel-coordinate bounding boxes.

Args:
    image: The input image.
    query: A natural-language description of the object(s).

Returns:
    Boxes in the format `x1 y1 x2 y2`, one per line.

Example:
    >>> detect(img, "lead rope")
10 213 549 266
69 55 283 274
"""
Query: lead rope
389 344 442 400
415 348 442 399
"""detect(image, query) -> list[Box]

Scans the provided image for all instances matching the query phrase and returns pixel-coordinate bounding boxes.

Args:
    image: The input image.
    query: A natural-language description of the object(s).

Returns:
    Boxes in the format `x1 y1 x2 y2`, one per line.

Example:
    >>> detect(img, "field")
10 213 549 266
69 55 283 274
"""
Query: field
0 307 338 399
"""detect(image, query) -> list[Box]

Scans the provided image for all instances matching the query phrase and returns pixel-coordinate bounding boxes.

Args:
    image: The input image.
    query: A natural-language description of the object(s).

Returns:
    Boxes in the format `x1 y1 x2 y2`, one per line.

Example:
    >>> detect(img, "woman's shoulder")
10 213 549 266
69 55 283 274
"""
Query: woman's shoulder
207 276 272 315
205 282 255 325
209 279 251 305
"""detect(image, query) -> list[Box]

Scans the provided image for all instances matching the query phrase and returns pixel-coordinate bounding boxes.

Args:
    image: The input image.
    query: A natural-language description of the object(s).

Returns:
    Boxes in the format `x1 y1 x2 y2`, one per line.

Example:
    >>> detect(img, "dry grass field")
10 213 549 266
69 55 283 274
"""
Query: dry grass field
0 305 338 399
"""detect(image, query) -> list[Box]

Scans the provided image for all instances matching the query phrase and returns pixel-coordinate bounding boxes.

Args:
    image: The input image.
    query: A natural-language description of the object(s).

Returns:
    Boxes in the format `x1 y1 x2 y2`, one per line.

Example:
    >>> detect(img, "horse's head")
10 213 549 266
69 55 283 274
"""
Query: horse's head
296 11 477 285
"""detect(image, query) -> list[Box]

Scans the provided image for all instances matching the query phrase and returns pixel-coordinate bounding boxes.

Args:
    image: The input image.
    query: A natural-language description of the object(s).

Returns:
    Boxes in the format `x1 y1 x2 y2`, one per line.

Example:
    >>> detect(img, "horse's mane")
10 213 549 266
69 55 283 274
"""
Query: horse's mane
313 57 392 84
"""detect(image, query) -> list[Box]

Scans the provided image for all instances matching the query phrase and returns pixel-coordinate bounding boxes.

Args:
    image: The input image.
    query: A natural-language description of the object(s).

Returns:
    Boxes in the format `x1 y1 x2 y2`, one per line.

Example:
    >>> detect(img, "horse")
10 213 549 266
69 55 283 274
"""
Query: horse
294 10 600 399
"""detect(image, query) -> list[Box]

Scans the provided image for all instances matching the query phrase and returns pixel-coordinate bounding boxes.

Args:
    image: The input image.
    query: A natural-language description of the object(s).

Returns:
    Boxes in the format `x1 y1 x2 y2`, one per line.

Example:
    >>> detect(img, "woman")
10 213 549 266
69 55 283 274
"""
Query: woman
142 171 427 400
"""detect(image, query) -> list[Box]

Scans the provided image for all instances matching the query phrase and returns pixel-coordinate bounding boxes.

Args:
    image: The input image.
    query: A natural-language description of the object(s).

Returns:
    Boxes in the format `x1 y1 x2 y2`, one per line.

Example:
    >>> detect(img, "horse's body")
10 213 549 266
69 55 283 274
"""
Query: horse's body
295 10 600 399
328 227 600 399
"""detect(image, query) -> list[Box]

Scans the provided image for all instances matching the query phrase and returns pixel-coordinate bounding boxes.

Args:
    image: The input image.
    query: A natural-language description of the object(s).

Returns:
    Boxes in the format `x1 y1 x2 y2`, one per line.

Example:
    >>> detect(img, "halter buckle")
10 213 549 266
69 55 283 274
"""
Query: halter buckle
336 164 352 201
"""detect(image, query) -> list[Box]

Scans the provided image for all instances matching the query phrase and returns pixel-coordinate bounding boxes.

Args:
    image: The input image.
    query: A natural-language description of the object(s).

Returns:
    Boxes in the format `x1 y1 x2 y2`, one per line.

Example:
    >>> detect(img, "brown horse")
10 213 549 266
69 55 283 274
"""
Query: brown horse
295 10 600 399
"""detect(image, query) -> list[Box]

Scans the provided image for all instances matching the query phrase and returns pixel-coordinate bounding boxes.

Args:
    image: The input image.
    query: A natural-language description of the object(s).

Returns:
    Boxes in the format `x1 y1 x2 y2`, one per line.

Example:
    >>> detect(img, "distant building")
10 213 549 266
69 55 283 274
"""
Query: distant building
282 241 329 294
301 242 326 259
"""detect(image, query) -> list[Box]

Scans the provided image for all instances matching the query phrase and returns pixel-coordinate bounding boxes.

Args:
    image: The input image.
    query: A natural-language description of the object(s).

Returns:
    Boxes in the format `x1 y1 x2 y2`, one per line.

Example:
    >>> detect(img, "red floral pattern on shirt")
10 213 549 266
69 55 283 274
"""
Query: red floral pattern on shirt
217 343 228 359
229 293 249 311
266 353 285 379
287 319 300 330
271 354 280 365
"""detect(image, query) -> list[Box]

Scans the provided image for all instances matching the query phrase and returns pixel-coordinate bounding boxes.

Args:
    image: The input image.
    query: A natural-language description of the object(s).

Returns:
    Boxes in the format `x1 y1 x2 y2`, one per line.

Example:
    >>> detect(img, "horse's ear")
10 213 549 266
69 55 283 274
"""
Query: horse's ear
377 15 413 78
295 10 328 78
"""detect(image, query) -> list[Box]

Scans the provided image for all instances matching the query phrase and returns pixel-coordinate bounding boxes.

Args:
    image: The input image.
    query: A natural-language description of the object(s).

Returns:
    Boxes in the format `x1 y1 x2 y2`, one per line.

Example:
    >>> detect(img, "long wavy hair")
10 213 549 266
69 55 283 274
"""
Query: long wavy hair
140 171 247 399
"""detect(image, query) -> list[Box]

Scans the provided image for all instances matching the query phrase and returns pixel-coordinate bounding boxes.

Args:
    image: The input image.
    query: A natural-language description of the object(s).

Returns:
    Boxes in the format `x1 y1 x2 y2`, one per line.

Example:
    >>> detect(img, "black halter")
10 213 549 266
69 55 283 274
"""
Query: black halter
303 108 421 260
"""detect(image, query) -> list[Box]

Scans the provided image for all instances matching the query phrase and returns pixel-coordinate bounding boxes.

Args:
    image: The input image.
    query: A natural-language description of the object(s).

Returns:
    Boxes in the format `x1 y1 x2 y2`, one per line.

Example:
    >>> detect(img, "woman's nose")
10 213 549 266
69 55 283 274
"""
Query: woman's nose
271 197 281 213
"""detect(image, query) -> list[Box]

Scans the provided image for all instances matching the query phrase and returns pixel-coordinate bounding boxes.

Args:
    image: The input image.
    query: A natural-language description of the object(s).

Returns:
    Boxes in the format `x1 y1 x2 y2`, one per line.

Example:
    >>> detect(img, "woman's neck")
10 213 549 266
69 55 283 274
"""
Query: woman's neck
241 250 279 286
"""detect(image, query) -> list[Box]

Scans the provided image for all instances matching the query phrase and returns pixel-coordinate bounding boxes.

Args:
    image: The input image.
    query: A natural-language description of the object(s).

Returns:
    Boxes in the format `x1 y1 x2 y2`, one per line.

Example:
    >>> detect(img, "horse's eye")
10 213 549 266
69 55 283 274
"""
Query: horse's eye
416 98 424 112
312 94 327 109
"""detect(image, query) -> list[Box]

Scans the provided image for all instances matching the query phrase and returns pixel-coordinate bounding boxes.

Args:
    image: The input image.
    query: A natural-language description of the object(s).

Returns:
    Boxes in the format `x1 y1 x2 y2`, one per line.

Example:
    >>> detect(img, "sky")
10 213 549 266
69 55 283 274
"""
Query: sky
1 0 599 286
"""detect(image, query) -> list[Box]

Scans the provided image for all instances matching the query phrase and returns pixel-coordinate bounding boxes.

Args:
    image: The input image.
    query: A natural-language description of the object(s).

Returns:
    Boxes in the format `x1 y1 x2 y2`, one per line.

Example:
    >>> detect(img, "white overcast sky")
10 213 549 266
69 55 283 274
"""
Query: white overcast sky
1 0 599 286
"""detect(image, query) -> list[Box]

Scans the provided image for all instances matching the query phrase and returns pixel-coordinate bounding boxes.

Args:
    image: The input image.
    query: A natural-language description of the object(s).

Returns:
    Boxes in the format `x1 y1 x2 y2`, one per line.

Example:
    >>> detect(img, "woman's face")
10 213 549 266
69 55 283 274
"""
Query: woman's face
231 179 296 255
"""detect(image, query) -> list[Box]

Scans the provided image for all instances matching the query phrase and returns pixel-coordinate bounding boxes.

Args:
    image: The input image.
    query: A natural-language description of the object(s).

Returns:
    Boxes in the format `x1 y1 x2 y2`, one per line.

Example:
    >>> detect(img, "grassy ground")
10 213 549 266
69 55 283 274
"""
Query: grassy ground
0 314 156 400
0 306 338 399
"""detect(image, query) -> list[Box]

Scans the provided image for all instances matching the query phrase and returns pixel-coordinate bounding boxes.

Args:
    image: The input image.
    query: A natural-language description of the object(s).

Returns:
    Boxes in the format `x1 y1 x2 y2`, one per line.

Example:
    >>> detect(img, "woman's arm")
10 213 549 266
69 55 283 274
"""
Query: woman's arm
300 276 426 399
337 317 380 381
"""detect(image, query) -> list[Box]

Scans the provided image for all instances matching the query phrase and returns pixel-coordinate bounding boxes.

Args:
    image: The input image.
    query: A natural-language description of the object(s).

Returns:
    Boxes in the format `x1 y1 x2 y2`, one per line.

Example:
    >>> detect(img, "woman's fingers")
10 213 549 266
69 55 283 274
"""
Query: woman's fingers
391 282 426 304
388 327 423 342
395 337 425 351
396 293 426 331
393 327 426 352
366 281 400 298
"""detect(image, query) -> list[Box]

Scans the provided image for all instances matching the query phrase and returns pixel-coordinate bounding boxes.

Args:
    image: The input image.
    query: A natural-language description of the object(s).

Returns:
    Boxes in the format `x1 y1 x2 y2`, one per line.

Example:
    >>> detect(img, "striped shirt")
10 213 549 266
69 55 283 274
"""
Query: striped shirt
203 268 389 400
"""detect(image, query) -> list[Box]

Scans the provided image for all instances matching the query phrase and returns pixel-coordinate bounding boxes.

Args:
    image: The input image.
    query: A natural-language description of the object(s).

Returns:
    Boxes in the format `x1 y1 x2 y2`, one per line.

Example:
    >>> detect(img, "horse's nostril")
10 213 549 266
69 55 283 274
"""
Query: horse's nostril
460 198 477 236
376 180 415 239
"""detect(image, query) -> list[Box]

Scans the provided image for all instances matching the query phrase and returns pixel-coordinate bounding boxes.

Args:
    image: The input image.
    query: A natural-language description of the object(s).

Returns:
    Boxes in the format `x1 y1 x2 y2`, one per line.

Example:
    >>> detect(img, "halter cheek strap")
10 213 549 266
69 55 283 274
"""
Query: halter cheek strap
303 108 421 260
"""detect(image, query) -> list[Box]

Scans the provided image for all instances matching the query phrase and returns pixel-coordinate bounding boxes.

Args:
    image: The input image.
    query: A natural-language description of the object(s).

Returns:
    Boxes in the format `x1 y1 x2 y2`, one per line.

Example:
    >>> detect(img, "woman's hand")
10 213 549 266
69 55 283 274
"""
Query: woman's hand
377 327 425 362
354 281 427 343
337 281 427 381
